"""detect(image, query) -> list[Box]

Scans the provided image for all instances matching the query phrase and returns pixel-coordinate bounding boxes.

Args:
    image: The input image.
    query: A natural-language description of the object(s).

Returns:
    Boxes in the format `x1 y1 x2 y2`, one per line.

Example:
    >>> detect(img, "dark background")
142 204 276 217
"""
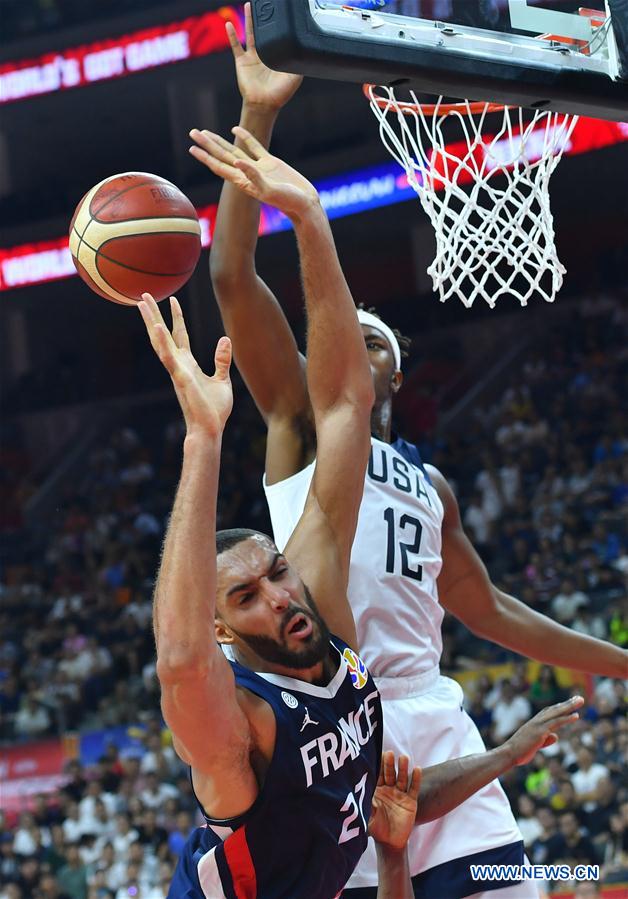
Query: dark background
1 0 627 422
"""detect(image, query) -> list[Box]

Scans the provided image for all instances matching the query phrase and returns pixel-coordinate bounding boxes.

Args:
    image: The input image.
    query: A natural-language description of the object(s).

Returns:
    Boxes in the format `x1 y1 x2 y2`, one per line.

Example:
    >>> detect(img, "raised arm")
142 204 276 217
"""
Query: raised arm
198 3 310 483
370 753 422 899
138 294 255 805
191 128 374 647
416 695 584 824
283 187 375 644
430 466 628 679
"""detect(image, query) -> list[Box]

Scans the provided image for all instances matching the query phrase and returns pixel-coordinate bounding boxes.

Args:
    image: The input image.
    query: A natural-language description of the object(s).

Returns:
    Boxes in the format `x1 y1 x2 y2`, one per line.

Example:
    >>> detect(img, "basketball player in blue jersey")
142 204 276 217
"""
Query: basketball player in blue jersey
135 129 385 898
189 7 628 898
141 127 586 899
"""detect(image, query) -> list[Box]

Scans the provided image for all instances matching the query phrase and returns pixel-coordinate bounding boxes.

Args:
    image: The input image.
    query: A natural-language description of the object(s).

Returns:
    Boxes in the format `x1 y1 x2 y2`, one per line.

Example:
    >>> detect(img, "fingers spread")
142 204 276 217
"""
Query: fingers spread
409 766 422 801
140 292 165 326
232 125 266 160
233 157 265 190
382 750 396 787
550 712 581 731
225 20 243 57
170 296 190 351
244 2 256 50
190 129 246 165
396 755 410 793
189 146 252 192
152 323 177 373
546 696 584 720
138 295 177 371
214 336 232 379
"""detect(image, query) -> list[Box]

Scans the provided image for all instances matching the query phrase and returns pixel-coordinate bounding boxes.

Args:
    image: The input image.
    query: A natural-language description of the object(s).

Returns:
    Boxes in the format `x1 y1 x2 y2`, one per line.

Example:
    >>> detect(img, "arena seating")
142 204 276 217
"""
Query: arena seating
0 290 626 897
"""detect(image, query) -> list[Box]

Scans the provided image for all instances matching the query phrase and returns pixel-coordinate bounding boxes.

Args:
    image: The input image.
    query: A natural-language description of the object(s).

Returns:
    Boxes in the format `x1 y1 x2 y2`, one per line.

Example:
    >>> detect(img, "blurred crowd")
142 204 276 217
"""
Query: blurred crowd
468 667 627 889
0 723 196 899
0 292 626 897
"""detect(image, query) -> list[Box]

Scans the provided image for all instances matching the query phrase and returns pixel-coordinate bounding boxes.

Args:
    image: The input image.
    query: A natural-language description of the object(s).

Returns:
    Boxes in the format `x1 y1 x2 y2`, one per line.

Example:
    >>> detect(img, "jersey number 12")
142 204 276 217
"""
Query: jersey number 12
383 507 423 581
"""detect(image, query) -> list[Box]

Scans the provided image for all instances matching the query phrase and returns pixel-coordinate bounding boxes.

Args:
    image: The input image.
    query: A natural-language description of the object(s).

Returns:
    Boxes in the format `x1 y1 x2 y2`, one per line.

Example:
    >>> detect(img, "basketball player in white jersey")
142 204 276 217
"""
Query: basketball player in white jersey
190 7 627 897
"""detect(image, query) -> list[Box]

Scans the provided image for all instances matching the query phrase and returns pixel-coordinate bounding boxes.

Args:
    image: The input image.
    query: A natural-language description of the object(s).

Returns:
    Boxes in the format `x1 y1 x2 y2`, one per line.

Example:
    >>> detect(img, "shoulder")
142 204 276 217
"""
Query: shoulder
425 465 459 517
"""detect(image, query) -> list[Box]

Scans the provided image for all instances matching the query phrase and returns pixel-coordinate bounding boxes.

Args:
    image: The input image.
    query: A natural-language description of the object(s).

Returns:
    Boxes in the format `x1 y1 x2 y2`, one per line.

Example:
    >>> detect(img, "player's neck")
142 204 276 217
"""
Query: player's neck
237 648 336 685
370 401 393 443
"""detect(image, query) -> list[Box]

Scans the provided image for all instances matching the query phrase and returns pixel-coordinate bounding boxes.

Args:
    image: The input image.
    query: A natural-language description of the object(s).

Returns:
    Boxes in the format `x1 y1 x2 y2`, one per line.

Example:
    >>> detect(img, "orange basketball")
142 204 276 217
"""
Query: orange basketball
69 172 201 305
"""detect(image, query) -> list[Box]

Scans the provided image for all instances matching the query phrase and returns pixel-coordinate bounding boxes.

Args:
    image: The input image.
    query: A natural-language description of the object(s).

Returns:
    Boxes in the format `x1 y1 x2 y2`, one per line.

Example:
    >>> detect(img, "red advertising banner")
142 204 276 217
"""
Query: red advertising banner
0 6 243 105
0 117 626 293
0 739 67 820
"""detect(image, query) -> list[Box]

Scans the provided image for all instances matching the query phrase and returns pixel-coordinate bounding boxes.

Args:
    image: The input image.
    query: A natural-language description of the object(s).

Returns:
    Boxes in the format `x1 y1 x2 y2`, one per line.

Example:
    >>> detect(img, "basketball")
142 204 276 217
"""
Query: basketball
69 172 201 305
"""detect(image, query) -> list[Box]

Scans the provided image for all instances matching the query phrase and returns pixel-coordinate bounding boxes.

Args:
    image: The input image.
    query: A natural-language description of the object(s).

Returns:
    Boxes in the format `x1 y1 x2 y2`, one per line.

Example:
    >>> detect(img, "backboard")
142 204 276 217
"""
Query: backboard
251 1 628 121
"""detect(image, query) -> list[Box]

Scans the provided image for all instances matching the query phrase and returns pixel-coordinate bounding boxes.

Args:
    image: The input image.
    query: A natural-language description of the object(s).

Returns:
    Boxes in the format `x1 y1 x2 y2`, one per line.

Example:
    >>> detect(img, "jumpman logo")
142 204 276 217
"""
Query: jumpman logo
300 707 319 732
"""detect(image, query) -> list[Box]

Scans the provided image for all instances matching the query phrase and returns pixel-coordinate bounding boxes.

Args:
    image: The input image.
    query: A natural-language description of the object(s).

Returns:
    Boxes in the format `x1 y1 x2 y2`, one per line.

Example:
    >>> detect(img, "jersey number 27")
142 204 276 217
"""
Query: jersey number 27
338 772 369 844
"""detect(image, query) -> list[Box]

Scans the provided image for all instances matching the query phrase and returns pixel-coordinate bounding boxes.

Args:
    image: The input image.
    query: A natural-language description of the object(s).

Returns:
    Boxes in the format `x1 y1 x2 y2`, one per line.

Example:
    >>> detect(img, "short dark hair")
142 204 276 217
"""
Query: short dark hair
216 528 270 555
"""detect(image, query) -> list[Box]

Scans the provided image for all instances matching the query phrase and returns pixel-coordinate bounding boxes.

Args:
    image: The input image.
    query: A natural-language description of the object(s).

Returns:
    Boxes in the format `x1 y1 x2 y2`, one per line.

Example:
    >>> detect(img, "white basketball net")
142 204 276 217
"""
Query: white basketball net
366 86 579 308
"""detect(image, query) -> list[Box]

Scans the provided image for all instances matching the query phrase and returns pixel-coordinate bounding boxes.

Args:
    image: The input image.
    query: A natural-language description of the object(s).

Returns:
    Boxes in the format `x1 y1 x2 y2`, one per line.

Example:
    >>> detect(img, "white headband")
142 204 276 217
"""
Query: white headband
357 310 402 371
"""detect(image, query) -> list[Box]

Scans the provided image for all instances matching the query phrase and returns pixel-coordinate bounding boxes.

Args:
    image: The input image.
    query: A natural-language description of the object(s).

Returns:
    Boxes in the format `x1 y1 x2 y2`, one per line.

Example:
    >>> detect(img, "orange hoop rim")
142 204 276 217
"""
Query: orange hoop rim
363 83 507 116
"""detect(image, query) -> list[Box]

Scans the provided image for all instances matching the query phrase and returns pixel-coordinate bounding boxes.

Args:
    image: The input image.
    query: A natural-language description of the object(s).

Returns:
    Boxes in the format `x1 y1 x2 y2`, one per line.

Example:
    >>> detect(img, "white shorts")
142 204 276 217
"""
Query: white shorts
344 670 534 898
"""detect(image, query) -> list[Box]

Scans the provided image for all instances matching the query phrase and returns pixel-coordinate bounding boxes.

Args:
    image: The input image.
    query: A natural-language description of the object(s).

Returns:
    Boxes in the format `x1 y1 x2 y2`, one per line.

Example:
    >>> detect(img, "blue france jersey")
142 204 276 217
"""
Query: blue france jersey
168 636 382 899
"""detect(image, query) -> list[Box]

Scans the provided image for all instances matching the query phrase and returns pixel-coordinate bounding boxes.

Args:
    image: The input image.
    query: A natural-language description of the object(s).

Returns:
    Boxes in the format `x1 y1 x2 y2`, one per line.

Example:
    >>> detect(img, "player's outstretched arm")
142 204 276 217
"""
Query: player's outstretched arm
138 294 253 792
415 695 584 824
370 753 421 899
193 3 309 484
429 467 628 678
190 127 374 646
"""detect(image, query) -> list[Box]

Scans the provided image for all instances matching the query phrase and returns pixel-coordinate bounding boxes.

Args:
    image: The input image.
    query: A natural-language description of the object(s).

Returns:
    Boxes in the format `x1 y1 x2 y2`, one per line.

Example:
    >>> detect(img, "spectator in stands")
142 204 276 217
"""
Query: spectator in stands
139 772 178 811
585 777 619 847
0 677 21 739
594 717 624 775
572 607 608 641
548 811 599 866
78 781 116 832
17 857 43 895
60 762 87 804
601 804 628 882
40 825 67 873
136 809 168 854
12 813 38 856
34 871 72 898
139 734 178 778
13 693 51 740
111 814 139 860
571 746 612 813
550 779 581 816
491 679 532 743
56 844 88 899
463 490 494 553
529 666 564 714
550 578 590 624
515 795 543 848
62 804 84 845
166 812 193 858
524 752 552 800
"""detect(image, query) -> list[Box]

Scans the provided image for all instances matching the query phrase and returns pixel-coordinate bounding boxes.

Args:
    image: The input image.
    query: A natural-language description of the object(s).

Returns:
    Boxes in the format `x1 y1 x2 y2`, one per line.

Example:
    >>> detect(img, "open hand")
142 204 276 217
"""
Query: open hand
505 695 584 767
227 2 302 110
138 293 232 438
368 752 422 850
189 126 319 221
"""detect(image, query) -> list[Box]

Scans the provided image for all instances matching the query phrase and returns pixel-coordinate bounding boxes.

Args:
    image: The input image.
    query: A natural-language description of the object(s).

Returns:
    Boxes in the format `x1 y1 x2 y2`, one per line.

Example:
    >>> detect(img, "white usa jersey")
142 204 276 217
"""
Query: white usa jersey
264 435 444 678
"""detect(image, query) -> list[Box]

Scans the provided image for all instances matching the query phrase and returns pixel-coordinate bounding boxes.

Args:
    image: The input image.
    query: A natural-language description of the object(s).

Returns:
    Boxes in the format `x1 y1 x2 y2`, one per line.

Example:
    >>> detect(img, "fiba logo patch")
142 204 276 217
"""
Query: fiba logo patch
281 691 299 709
342 648 368 689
